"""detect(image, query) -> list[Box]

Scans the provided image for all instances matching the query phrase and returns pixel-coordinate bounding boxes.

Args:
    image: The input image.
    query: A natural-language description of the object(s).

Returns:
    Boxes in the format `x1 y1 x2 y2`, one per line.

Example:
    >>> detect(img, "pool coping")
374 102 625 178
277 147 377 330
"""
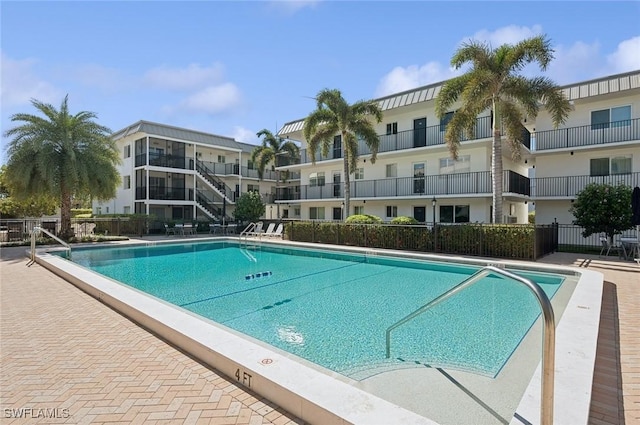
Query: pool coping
33 238 603 425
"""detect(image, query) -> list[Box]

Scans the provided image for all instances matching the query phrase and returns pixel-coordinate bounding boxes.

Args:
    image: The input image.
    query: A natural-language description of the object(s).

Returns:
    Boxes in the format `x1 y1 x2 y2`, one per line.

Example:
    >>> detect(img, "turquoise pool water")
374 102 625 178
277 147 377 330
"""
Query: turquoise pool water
66 241 564 379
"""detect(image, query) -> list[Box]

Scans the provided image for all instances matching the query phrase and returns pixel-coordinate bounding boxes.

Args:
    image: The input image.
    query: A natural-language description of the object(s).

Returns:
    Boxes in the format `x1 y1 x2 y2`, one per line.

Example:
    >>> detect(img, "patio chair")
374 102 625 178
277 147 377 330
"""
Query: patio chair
266 223 284 239
262 223 276 236
209 223 222 234
164 224 177 236
599 237 621 258
182 223 195 236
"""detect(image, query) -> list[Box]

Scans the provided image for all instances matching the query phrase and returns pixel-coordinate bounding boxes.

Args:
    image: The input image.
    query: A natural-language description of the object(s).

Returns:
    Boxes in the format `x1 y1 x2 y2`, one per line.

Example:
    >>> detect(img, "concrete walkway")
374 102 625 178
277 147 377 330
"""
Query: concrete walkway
1 243 638 424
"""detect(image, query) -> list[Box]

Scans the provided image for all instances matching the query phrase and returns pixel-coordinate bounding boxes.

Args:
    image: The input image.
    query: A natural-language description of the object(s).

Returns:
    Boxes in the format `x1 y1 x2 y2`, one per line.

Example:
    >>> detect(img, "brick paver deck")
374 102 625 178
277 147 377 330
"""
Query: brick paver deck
1 244 638 424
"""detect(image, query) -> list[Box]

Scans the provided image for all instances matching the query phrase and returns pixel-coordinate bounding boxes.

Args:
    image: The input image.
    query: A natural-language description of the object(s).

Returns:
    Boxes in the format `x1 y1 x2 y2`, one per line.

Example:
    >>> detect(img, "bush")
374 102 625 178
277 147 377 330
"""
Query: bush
345 214 382 224
390 216 418 225
71 208 92 217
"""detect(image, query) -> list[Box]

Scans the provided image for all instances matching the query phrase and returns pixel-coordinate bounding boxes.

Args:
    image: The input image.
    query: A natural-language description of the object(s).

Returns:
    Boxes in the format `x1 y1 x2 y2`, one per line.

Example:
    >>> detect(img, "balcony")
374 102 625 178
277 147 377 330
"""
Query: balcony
275 170 529 201
534 118 640 151
297 116 493 164
135 153 194 169
135 187 194 201
532 171 640 198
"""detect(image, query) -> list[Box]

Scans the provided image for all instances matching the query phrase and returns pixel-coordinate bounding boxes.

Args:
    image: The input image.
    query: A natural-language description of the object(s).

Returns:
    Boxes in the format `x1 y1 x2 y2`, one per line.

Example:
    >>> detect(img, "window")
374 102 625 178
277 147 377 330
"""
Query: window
440 111 454 132
96 207 102 215
309 172 325 187
354 206 364 215
590 156 632 176
248 160 255 170
386 206 398 218
123 175 131 189
591 105 631 129
217 155 226 163
123 145 131 158
612 156 632 174
439 205 470 223
354 168 364 180
123 206 131 214
294 207 300 216
386 163 397 178
439 155 470 174
386 122 398 135
309 207 325 220
247 184 259 192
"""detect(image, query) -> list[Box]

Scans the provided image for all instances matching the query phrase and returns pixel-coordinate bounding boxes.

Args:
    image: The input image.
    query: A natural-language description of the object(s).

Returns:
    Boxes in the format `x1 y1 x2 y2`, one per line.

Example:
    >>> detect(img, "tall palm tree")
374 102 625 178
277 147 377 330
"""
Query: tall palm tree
303 89 382 219
251 129 299 181
4 95 120 239
436 35 571 223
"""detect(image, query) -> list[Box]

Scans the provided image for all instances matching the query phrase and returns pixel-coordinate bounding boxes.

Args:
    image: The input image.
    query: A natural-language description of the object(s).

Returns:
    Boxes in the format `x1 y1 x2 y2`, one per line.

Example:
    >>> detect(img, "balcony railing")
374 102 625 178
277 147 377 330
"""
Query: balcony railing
276 170 530 201
532 171 640 198
534 118 640 151
135 153 194 169
135 187 194 201
297 116 493 164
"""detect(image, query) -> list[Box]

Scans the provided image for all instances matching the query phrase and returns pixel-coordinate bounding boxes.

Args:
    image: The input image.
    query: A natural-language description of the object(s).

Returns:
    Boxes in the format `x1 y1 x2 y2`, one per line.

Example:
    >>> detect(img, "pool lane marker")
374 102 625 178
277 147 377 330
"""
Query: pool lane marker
245 271 272 280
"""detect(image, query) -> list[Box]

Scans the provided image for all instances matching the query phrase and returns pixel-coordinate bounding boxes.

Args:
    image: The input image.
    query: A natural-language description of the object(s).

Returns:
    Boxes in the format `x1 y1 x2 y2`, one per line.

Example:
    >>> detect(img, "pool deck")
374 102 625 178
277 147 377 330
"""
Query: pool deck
1 239 638 424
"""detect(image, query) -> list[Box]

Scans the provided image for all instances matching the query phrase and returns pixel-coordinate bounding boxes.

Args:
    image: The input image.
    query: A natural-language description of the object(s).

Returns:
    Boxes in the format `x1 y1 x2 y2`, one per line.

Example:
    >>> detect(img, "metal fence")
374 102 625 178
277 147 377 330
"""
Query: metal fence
285 221 558 261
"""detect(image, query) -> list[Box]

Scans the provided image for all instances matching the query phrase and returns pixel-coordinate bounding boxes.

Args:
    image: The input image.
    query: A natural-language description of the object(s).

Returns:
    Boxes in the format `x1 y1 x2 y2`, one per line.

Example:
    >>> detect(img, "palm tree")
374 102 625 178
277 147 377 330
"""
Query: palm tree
4 95 120 240
251 129 299 181
303 89 382 219
435 35 571 223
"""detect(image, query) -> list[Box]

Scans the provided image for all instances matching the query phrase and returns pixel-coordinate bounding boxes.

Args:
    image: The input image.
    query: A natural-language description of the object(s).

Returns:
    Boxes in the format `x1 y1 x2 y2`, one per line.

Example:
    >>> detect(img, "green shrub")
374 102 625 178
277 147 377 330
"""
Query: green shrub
71 208 92 217
390 216 418 225
345 214 382 224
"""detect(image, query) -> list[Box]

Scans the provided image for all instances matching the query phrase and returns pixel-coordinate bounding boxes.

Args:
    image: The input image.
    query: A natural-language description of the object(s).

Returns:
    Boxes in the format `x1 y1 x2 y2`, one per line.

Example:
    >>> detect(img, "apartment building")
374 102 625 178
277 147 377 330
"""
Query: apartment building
529 70 640 225
93 121 299 223
274 70 640 226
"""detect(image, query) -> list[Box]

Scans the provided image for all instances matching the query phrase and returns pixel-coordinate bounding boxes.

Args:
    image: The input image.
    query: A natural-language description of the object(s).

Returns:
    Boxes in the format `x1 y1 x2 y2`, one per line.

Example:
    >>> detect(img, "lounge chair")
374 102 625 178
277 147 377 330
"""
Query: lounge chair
265 223 284 239
262 223 276 236
599 237 621 258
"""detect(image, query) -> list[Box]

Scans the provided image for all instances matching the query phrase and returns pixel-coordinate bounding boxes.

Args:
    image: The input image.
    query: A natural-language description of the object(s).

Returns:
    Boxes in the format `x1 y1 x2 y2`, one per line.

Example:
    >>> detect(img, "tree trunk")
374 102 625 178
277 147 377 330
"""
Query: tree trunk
492 101 503 224
59 188 74 240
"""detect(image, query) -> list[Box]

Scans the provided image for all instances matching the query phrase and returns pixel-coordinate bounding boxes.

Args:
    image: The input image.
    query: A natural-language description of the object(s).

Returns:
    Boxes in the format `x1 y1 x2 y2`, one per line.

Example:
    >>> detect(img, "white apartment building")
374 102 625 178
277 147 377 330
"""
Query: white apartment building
94 121 299 224
529 70 640 224
274 70 640 226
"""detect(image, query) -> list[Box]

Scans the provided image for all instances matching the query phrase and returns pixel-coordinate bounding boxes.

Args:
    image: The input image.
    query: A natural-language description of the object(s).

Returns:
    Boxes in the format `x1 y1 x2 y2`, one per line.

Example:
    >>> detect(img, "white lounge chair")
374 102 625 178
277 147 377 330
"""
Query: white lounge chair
599 237 621 258
265 223 284 238
262 223 276 236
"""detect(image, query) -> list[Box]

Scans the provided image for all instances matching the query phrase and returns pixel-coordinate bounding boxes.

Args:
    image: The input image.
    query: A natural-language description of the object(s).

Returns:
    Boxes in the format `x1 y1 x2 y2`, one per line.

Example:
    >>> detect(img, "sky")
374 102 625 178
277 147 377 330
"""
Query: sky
2 1 639 164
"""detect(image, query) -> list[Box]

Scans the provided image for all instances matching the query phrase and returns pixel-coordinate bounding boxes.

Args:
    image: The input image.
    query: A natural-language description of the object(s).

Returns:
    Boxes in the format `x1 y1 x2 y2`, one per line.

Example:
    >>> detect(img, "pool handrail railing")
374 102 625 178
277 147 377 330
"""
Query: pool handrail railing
385 265 556 425
29 226 71 264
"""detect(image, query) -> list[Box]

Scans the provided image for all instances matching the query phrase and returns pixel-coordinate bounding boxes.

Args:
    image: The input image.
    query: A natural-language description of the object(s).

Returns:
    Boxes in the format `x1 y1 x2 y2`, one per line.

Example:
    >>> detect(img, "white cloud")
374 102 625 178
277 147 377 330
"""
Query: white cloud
230 126 260 144
375 62 458 97
179 83 242 114
144 63 225 91
547 41 601 84
464 24 544 48
607 36 640 74
0 52 61 108
268 0 320 15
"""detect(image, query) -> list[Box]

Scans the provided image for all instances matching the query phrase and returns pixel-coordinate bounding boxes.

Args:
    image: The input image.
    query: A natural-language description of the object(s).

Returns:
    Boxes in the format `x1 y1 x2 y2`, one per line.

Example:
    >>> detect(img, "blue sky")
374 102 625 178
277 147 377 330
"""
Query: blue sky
2 1 639 163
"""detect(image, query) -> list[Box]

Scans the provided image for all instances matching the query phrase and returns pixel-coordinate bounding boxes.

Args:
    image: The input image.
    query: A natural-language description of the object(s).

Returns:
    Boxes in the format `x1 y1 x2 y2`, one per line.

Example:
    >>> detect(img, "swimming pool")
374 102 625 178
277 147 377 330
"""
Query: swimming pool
38 238 603 425
66 241 563 379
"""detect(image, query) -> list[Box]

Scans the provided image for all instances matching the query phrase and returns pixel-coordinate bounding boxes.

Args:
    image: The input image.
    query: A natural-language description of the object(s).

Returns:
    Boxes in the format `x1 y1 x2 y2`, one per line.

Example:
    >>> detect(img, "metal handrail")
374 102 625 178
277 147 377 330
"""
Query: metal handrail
30 226 71 263
385 265 556 425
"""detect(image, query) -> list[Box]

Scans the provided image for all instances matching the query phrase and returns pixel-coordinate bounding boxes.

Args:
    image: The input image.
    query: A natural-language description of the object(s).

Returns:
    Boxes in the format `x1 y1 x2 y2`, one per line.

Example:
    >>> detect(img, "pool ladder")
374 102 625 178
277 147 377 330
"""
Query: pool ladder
29 226 71 265
385 265 556 425
239 222 260 262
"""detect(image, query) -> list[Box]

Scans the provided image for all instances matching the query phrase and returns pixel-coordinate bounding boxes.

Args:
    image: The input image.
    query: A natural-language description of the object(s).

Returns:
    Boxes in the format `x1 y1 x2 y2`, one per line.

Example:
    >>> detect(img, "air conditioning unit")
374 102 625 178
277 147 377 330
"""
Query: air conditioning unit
506 216 518 224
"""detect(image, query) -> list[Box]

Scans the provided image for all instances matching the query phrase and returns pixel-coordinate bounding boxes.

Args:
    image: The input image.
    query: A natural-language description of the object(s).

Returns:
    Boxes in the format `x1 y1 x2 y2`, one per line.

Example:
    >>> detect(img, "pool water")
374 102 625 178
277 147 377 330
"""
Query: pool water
67 241 564 379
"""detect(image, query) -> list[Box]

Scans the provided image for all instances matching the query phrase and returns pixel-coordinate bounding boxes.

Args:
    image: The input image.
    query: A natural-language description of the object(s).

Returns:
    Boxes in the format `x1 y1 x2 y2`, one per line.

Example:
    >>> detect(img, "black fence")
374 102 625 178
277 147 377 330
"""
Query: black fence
285 221 558 261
